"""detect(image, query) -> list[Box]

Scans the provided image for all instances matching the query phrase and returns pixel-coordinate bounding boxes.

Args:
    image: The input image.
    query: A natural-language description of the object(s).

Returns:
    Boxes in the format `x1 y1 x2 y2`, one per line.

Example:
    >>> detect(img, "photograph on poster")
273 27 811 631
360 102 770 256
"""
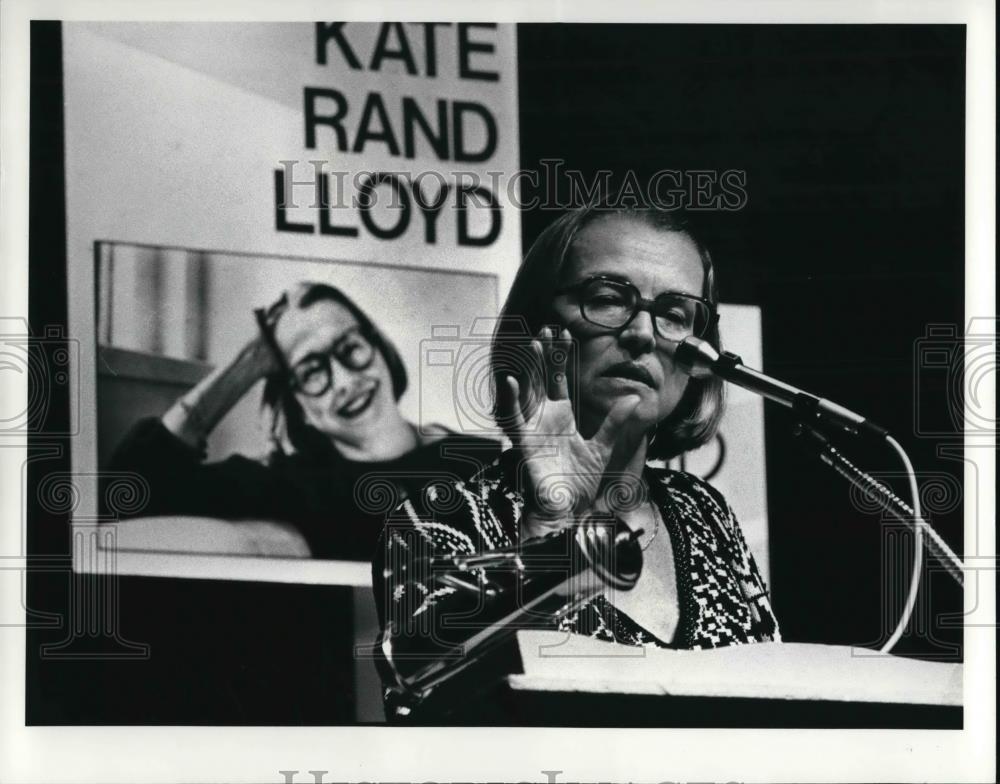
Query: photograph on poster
11 13 987 758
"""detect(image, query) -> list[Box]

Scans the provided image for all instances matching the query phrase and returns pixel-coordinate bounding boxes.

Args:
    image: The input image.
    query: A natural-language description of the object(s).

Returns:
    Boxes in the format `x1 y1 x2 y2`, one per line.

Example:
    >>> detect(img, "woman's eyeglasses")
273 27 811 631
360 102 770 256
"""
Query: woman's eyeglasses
555 275 717 340
254 300 378 397
288 328 376 397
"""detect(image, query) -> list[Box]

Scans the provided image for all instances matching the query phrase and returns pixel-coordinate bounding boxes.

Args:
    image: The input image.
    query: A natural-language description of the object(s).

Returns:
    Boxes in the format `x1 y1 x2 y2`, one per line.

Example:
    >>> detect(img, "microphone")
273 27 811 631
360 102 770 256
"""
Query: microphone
665 336 889 441
377 514 643 706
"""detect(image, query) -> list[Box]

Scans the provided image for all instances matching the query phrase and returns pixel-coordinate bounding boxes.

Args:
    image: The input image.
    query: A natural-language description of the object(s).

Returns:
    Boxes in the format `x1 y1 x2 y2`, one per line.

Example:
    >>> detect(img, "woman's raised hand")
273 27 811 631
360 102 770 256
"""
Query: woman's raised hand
500 327 647 540
241 331 285 381
162 306 286 448
246 294 292 380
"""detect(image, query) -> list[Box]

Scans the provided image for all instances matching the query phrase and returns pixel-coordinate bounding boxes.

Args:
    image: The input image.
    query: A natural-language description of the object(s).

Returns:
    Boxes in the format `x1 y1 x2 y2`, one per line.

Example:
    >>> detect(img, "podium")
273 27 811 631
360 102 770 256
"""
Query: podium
410 631 962 728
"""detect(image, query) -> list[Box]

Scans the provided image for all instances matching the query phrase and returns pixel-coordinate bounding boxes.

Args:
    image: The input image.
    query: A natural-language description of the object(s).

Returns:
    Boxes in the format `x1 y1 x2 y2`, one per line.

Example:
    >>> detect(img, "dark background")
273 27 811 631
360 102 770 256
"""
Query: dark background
27 22 966 725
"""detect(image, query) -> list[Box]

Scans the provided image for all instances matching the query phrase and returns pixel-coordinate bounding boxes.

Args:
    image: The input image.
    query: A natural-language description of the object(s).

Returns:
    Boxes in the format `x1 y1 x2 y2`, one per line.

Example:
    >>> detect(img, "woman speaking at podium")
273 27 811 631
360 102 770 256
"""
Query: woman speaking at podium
375 204 779 669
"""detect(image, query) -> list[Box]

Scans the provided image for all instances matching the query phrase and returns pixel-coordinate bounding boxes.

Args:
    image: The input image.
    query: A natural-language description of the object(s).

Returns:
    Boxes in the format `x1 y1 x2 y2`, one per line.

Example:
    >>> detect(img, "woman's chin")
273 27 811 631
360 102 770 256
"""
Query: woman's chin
581 395 660 435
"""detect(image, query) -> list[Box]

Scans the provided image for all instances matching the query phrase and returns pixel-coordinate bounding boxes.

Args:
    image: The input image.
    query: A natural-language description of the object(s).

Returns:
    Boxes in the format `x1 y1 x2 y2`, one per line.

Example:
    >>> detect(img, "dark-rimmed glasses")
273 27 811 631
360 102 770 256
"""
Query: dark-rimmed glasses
254 297 378 398
286 327 377 397
555 275 717 340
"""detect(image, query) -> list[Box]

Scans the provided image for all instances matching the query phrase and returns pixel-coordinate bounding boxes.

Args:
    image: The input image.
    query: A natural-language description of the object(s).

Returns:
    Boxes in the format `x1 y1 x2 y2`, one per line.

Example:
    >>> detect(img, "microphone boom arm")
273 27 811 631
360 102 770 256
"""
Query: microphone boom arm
672 337 888 440
669 335 964 587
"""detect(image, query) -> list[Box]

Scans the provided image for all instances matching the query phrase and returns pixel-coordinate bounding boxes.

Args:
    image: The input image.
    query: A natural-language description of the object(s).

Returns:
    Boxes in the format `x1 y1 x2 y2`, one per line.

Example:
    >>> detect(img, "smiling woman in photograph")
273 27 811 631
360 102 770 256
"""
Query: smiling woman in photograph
375 204 780 710
108 282 499 561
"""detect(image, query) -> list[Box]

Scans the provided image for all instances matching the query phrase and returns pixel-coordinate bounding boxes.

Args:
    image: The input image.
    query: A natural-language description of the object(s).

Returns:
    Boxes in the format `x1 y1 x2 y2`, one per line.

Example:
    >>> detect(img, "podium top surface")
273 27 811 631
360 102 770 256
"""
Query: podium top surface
510 631 962 707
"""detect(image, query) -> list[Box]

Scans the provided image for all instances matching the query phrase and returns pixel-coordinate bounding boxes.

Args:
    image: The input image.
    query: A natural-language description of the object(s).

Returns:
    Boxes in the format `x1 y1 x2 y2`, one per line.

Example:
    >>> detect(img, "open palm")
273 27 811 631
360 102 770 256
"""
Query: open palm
500 328 647 539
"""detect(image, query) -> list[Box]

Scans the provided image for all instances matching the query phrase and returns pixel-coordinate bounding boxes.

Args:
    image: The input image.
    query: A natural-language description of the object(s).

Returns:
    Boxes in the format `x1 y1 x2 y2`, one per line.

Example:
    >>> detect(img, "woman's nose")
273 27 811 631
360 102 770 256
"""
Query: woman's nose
328 359 360 400
618 310 657 354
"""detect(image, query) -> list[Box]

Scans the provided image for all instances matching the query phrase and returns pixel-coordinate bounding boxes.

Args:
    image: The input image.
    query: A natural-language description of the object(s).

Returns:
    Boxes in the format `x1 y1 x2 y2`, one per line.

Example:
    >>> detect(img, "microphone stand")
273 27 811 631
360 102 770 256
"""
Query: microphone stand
791 421 964 587
670 336 965 587
377 514 644 708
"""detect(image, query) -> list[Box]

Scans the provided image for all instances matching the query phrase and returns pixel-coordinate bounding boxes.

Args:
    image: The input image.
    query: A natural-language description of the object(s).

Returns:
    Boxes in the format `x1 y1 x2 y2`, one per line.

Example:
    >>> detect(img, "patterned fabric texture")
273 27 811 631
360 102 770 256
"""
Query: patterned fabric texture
374 450 780 651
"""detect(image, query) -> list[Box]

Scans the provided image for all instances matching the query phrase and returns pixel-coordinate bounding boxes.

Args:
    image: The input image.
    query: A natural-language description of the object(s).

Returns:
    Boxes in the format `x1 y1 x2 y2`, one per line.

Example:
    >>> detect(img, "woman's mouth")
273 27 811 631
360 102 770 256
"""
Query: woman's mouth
600 362 658 388
336 383 378 419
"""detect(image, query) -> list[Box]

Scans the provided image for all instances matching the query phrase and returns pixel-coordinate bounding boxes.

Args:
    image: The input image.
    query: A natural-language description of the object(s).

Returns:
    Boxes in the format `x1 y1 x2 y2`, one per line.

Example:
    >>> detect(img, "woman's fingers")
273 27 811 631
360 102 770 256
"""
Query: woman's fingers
533 326 570 402
524 337 547 420
498 374 527 442
546 328 571 401
514 328 567 427
592 395 645 460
